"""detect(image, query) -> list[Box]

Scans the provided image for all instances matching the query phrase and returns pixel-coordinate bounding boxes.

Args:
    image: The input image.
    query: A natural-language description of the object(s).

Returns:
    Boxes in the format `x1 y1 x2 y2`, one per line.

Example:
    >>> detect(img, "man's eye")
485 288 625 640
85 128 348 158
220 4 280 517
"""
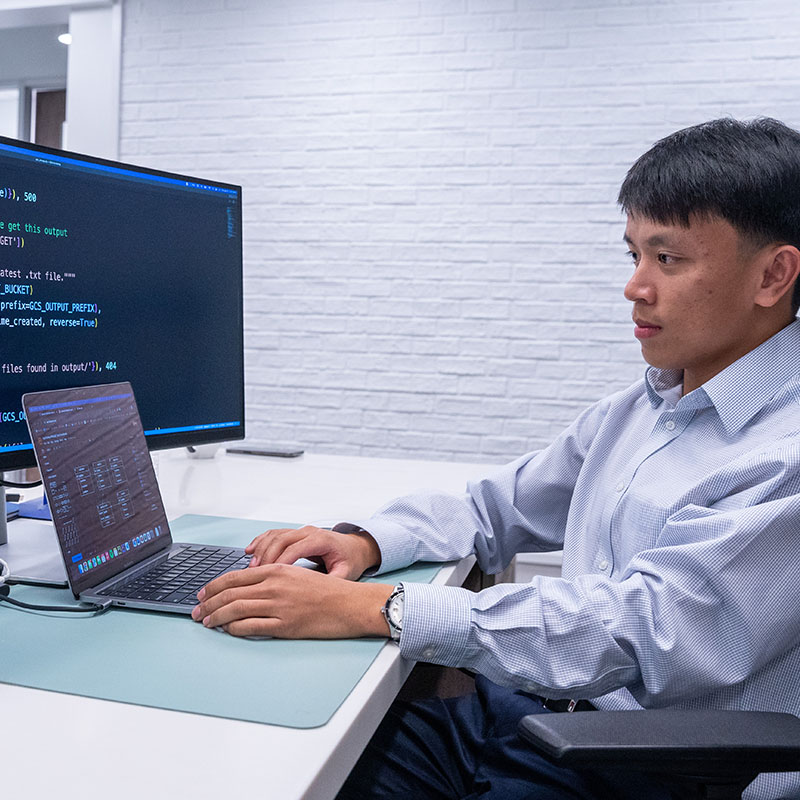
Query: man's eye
626 250 639 264
657 253 675 264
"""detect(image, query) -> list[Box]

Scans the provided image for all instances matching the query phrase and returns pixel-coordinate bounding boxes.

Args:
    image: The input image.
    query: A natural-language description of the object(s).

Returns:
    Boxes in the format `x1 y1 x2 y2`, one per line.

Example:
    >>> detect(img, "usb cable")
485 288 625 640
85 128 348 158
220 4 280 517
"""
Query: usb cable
0 557 110 614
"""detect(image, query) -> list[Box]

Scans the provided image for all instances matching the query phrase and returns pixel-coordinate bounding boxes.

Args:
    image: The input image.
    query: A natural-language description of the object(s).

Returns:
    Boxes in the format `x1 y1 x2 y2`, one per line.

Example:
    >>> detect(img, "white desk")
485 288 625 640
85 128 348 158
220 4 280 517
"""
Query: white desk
0 450 488 800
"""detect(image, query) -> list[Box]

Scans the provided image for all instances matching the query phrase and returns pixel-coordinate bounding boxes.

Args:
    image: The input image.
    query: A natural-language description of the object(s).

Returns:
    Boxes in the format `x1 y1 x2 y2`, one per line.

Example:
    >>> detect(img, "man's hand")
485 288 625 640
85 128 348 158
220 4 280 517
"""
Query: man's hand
191 564 393 639
245 525 381 581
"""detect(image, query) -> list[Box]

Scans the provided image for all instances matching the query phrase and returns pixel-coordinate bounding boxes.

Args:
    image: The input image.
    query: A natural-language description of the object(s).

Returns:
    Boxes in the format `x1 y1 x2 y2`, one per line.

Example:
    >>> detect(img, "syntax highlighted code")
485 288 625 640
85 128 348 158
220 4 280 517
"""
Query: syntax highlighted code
2 361 104 375
0 299 100 314
0 316 97 328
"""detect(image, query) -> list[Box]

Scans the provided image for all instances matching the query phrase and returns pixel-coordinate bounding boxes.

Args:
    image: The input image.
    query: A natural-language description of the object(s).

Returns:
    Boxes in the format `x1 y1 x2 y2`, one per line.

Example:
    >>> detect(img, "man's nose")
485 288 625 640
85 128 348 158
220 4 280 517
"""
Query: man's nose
623 266 654 304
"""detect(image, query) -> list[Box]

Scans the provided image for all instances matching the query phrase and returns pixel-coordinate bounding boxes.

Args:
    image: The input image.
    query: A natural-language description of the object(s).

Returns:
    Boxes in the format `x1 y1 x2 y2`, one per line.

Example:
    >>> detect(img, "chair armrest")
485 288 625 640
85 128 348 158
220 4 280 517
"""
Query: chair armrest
517 710 800 779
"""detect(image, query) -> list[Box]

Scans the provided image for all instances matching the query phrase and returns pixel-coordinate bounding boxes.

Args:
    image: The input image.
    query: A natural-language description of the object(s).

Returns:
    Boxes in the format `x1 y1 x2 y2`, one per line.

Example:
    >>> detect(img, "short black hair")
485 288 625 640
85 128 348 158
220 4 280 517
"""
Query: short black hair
618 117 800 312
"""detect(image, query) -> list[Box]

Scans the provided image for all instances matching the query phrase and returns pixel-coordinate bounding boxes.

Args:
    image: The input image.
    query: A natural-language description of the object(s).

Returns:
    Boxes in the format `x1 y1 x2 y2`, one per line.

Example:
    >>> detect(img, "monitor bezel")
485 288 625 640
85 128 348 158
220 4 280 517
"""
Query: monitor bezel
0 136 245 472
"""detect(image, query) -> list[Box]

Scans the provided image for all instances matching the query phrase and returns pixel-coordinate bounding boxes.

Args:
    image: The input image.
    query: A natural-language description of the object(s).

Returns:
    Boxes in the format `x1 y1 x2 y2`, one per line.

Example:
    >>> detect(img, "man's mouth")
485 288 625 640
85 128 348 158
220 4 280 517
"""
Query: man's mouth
633 318 662 340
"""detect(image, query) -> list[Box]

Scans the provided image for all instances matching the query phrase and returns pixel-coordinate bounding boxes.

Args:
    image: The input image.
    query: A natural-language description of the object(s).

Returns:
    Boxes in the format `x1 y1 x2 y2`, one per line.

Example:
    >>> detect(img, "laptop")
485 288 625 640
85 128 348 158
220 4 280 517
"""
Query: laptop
22 381 251 614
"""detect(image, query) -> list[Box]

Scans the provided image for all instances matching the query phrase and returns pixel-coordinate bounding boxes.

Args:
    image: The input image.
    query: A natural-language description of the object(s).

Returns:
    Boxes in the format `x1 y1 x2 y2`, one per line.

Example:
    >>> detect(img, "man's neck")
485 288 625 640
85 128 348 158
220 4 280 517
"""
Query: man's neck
681 315 797 396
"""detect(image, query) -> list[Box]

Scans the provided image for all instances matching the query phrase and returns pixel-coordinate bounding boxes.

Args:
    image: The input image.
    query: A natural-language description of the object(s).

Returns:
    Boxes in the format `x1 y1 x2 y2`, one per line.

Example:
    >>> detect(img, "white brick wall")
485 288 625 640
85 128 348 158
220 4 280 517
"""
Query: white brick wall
119 0 800 462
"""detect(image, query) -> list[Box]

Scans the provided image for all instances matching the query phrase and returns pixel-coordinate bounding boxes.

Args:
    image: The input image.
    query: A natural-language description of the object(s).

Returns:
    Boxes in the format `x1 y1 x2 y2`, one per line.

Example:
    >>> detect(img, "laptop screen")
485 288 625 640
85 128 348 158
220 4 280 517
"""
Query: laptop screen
23 382 171 595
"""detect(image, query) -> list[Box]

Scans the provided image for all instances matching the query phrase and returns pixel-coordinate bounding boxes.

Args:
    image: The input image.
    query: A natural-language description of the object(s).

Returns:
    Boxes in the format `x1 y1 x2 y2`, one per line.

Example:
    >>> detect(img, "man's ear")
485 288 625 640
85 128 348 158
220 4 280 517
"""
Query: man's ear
755 245 800 308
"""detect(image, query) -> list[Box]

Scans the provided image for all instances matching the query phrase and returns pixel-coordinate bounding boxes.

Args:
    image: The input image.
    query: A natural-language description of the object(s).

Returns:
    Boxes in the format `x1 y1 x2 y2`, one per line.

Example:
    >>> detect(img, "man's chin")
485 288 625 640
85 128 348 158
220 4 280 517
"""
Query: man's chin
639 346 682 371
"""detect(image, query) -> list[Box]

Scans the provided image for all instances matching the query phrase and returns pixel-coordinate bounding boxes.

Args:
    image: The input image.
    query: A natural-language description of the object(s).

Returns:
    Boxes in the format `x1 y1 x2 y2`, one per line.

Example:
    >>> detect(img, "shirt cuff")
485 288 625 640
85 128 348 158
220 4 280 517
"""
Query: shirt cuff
333 518 417 575
399 582 473 666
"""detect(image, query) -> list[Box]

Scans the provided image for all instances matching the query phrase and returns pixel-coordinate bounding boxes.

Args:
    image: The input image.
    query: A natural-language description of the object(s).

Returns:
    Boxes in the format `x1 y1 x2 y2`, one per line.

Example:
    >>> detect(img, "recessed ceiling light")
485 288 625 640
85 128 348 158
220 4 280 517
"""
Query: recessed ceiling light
58 33 72 45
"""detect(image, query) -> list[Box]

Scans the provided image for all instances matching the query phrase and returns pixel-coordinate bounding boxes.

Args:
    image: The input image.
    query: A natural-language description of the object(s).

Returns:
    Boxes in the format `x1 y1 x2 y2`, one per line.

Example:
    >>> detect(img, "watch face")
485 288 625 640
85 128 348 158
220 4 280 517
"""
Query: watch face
388 594 404 628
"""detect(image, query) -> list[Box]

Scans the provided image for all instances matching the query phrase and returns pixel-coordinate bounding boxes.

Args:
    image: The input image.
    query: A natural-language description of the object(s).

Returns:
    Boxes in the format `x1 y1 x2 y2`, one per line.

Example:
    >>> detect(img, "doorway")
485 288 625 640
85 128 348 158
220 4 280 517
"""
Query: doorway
31 87 66 148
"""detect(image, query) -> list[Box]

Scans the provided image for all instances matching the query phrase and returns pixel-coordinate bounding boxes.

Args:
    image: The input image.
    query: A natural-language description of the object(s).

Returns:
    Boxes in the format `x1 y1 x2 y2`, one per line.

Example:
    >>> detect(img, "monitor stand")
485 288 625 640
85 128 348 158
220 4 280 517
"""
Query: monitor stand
1 484 8 546
1 477 51 542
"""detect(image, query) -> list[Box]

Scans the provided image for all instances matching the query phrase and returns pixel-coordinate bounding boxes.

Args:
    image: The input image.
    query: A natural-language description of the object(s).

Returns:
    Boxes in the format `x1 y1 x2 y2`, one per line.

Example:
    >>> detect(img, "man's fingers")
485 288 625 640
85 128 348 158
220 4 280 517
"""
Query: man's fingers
270 531 361 575
272 537 333 567
200 597 274 629
194 563 304 622
194 572 291 624
247 527 319 566
245 528 298 564
198 563 274 601
223 618 282 638
246 527 298 551
325 561 352 579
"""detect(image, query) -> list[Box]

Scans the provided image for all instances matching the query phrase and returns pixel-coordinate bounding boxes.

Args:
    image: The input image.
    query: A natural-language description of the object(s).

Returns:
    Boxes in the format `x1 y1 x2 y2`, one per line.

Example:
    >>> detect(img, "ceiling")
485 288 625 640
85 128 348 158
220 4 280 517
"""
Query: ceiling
0 24 68 85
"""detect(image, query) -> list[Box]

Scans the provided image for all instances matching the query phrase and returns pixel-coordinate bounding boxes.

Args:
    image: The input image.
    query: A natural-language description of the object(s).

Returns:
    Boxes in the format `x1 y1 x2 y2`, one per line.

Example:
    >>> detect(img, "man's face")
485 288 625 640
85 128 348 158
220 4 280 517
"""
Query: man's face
623 214 768 394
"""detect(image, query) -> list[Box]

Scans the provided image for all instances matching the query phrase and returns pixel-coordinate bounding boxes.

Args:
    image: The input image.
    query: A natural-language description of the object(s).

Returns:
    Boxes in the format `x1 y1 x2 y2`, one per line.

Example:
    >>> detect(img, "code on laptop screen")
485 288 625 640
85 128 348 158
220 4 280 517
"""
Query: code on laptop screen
22 381 171 596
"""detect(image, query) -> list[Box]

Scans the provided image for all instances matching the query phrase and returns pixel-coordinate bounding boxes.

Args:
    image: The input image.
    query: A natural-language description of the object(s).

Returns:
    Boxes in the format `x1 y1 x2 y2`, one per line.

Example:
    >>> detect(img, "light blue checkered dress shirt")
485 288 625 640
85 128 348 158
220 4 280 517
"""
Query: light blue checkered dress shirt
350 320 800 800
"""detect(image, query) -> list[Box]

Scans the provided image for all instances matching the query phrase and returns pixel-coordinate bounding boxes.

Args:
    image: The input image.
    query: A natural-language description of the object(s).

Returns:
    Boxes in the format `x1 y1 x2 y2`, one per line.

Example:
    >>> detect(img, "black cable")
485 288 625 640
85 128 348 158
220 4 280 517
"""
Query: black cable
0 592 109 613
0 478 43 488
1 577 108 613
0 560 107 613
6 576 69 589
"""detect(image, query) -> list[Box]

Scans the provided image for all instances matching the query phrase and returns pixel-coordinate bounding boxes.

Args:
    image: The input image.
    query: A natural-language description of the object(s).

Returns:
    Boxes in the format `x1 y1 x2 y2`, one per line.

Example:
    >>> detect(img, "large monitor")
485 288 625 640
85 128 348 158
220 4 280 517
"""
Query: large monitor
0 136 244 473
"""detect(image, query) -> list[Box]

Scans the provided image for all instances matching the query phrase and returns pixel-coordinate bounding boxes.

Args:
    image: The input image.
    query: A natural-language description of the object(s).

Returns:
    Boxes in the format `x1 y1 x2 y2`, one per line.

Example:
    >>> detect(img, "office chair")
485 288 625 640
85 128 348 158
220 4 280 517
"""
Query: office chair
517 708 800 799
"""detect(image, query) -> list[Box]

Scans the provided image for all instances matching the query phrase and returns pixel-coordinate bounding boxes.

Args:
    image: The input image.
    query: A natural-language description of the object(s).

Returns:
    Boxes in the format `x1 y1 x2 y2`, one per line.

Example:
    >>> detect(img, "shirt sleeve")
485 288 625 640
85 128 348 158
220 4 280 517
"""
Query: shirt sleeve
345 395 610 575
399 448 800 708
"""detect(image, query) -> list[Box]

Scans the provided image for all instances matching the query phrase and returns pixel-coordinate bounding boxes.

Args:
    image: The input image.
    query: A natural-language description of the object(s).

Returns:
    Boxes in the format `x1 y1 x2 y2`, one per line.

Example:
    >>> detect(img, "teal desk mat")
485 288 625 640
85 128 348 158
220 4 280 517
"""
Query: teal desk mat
0 514 441 728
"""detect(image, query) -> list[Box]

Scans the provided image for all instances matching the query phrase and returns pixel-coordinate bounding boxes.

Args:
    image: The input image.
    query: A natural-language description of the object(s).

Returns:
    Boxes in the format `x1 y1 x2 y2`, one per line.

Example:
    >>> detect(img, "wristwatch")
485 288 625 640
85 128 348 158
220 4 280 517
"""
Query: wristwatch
381 584 404 642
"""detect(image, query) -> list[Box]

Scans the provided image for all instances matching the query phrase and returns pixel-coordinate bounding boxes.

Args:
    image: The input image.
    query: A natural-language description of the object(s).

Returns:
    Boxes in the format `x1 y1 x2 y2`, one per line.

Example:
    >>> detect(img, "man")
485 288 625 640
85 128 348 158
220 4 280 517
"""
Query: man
193 118 800 799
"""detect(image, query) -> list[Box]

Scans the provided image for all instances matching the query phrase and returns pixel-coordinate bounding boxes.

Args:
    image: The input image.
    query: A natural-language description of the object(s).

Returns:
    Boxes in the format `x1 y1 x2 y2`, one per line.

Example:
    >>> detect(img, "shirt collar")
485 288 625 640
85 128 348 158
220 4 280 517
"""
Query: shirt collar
644 319 800 435
644 367 683 409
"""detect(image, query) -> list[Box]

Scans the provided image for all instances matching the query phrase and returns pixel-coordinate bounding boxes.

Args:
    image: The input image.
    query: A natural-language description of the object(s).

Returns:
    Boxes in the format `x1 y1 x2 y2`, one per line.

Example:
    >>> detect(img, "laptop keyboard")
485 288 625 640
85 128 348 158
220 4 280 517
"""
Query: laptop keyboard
98 545 251 607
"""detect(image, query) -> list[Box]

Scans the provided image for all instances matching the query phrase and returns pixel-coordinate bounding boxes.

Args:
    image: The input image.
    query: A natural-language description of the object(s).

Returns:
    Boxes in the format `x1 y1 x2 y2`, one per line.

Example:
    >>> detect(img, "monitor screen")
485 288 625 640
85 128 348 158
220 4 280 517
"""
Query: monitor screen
0 136 244 471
